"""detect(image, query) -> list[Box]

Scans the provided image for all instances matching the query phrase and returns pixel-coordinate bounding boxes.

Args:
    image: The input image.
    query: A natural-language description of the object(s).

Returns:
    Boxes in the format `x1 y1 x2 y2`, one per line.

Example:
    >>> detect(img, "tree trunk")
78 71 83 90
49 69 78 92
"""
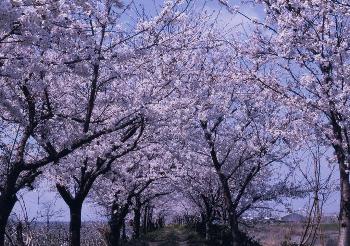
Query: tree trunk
147 206 154 232
220 178 241 246
133 206 141 239
217 173 241 246
0 193 17 246
69 203 83 246
108 201 131 246
201 124 242 246
57 186 84 246
201 195 214 242
109 216 122 246
228 213 241 246
330 119 350 246
205 221 211 241
122 219 127 242
142 205 148 234
338 165 350 246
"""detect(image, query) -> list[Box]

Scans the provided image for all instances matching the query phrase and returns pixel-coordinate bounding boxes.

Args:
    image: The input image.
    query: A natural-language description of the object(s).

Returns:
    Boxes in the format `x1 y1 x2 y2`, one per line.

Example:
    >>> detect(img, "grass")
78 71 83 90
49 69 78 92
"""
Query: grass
125 223 340 246
124 225 209 246
320 223 339 231
251 222 339 246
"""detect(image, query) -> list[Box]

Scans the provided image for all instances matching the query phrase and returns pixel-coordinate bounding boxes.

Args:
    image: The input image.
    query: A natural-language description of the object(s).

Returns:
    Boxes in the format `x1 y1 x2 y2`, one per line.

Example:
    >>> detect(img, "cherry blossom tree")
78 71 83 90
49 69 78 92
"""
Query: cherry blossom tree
44 1 146 245
45 1 216 245
178 167 222 241
3 0 344 245
231 0 350 244
91 145 172 246
0 1 147 245
131 177 172 239
158 19 304 242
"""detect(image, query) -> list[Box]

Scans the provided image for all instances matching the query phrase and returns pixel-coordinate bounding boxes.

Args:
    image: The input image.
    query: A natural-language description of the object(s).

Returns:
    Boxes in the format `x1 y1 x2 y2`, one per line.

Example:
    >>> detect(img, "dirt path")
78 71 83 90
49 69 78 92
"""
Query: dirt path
145 226 205 246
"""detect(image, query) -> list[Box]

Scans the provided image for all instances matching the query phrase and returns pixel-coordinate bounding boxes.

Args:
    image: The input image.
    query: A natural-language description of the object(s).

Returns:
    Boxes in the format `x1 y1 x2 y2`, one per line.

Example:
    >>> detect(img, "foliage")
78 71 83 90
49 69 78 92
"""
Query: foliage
0 0 344 245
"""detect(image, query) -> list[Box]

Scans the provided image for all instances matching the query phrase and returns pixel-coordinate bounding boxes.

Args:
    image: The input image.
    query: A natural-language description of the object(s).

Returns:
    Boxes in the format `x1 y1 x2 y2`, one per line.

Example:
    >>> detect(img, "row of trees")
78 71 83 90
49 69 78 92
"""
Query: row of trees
0 0 349 245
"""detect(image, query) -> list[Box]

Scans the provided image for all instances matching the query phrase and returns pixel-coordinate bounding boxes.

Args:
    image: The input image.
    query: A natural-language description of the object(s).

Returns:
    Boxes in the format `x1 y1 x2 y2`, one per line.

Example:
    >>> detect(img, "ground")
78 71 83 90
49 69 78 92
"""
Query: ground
125 226 208 246
250 223 338 246
125 223 339 246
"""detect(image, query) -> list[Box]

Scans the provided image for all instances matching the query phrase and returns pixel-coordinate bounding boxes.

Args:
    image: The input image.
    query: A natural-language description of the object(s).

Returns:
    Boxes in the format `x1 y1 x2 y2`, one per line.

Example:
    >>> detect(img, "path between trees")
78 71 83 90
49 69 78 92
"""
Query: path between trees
127 226 207 246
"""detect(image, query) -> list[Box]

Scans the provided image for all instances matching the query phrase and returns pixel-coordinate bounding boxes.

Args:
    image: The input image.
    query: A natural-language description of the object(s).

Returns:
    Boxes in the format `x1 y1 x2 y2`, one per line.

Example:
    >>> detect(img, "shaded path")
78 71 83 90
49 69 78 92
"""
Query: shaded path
147 227 190 246
127 226 207 246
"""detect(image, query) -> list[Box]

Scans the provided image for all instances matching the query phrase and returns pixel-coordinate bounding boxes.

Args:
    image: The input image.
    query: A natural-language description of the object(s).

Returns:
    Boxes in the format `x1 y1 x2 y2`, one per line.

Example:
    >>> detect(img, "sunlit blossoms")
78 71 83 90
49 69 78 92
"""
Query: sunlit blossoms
0 0 345 246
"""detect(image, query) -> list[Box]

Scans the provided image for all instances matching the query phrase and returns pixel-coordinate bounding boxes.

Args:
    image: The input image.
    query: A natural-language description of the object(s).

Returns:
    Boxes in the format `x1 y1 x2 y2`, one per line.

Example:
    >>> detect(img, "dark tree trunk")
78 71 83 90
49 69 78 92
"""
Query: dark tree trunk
201 195 215 241
57 184 87 246
147 206 154 232
329 116 350 246
227 212 241 246
69 203 83 246
142 205 148 234
108 201 131 246
205 221 211 241
122 219 127 242
0 193 17 246
222 183 241 246
215 167 241 245
200 121 242 246
133 202 141 239
0 227 6 246
109 216 123 246
215 163 241 245
336 146 350 246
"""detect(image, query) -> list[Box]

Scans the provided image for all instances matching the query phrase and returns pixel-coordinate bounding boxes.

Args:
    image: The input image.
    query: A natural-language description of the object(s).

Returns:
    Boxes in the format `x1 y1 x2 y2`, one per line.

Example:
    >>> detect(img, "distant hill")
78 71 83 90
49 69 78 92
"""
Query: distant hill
281 213 306 223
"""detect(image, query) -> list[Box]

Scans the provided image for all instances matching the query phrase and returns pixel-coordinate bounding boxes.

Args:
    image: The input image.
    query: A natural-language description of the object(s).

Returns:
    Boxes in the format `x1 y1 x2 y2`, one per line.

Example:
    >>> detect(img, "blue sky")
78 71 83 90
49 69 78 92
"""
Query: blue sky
127 0 264 29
